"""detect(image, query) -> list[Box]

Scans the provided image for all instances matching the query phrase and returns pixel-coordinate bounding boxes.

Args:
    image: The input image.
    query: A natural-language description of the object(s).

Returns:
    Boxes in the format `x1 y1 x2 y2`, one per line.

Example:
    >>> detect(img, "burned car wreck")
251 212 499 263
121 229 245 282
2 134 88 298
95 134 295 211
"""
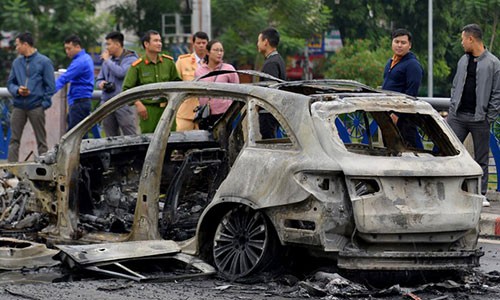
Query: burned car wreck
0 77 485 280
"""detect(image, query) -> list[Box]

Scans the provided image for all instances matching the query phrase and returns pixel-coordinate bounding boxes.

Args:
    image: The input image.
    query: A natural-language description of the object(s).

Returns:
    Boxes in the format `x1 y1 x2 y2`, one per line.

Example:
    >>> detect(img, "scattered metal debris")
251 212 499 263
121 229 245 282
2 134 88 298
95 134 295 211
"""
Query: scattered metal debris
55 240 215 282
0 237 59 270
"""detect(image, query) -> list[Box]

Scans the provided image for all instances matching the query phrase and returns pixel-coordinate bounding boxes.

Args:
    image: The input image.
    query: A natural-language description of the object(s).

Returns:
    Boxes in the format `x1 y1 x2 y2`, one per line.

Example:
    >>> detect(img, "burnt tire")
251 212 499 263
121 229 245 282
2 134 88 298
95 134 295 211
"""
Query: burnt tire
212 206 277 280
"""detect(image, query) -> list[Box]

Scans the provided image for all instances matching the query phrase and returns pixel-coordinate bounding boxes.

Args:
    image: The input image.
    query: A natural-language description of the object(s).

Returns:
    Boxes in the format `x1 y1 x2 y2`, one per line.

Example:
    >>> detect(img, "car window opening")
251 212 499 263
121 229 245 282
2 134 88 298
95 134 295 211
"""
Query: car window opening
335 110 459 157
75 96 249 240
254 104 291 145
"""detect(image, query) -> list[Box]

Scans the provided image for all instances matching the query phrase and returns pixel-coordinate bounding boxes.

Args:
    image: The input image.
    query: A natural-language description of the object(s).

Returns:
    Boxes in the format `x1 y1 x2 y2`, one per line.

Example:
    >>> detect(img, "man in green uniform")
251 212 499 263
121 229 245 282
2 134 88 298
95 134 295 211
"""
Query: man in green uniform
122 30 181 133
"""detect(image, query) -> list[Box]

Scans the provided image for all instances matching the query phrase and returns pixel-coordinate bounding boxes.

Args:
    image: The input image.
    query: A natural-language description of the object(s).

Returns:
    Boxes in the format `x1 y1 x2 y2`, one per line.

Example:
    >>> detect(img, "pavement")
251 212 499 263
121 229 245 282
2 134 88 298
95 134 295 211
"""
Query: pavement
481 190 500 237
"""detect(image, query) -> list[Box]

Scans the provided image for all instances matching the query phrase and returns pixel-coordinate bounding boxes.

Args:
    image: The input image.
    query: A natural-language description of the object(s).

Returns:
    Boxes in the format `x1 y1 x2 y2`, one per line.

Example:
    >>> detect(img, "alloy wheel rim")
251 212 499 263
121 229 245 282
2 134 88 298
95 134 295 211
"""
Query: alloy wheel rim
213 208 268 278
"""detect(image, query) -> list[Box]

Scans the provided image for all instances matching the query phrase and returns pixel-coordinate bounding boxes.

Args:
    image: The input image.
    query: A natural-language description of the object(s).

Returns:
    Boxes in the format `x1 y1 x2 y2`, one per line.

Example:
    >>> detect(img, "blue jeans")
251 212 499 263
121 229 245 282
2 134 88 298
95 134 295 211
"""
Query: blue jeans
69 99 91 137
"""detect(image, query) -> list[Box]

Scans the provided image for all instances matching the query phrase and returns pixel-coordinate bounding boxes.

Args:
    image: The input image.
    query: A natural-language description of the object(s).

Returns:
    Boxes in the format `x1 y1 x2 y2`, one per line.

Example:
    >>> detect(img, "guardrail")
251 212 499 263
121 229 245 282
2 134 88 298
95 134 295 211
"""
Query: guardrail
0 87 102 100
419 97 451 111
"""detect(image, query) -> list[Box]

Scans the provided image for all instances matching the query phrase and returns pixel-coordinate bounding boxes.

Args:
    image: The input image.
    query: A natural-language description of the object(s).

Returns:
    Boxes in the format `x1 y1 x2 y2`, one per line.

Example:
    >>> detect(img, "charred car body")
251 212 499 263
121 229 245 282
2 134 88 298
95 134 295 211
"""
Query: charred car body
0 77 484 279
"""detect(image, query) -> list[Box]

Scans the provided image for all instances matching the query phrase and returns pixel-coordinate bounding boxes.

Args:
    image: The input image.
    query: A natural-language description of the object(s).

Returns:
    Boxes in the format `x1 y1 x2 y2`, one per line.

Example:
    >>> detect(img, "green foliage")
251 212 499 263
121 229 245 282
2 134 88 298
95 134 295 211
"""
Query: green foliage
458 0 499 52
0 0 110 79
110 1 138 34
211 0 331 67
324 0 387 42
1 0 31 30
323 0 498 96
110 0 180 39
324 38 392 88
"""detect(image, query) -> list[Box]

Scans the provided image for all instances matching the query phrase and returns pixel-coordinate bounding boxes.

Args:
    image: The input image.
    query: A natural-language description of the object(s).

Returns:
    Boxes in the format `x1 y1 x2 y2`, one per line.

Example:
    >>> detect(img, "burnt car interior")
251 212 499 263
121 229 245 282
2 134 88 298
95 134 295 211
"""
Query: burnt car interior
77 137 225 239
74 97 245 240
72 94 292 242
0 86 293 244
334 110 459 157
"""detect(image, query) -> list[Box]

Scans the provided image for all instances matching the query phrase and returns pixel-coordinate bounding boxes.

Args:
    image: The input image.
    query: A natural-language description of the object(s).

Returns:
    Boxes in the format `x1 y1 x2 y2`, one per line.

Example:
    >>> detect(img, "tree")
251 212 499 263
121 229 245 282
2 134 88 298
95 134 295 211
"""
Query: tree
459 0 499 52
323 0 388 42
109 0 330 71
323 0 499 96
110 0 181 40
325 38 392 88
0 0 110 85
211 0 331 68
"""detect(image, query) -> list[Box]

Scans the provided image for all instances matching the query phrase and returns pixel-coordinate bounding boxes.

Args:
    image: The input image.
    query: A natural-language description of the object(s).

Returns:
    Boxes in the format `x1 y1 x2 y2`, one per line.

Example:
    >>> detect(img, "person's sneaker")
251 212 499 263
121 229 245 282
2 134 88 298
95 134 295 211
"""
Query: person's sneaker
482 198 491 207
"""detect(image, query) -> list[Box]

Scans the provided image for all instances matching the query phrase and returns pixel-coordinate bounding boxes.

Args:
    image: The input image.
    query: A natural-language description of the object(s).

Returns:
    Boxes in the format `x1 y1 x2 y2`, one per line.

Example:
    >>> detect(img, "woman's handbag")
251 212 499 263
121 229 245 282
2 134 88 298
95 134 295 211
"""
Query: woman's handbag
194 102 210 129
193 66 221 129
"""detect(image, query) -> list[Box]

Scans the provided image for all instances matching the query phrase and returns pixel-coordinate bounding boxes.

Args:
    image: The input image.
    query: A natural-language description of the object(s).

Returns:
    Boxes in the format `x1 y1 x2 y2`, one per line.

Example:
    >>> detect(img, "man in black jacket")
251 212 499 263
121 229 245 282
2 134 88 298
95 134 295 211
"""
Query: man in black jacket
257 27 286 139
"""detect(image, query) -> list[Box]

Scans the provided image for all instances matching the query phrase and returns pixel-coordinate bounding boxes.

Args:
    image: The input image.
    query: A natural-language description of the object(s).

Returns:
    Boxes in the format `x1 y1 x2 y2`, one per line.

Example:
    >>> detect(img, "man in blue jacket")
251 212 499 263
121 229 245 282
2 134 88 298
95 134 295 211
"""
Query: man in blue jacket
55 35 96 136
7 32 55 163
382 28 423 147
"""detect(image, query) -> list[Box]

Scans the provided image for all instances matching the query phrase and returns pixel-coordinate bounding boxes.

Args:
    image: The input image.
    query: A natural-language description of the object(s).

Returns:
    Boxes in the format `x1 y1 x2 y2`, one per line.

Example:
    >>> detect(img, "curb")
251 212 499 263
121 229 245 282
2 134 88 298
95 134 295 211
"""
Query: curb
486 190 500 201
479 212 500 237
482 190 499 237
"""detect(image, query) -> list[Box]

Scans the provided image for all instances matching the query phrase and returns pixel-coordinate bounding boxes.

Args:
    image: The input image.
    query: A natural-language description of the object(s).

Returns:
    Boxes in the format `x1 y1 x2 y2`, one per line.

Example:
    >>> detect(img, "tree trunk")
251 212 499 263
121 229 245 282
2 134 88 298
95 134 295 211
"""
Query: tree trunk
489 11 498 51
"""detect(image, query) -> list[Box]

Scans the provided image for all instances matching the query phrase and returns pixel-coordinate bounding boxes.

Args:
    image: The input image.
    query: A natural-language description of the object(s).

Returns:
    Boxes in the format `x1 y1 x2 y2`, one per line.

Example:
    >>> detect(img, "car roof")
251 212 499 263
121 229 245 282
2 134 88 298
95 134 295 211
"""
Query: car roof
194 69 414 99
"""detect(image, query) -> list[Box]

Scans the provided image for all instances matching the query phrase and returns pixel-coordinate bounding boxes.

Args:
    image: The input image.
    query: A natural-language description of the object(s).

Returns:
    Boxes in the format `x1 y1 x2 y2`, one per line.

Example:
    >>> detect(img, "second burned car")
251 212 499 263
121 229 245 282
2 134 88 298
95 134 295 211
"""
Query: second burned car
0 76 484 279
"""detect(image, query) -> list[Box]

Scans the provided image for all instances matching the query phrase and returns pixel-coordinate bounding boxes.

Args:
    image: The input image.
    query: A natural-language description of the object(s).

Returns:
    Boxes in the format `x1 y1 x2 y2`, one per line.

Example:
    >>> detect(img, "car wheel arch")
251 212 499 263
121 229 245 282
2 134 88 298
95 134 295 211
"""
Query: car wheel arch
196 197 281 258
197 201 282 280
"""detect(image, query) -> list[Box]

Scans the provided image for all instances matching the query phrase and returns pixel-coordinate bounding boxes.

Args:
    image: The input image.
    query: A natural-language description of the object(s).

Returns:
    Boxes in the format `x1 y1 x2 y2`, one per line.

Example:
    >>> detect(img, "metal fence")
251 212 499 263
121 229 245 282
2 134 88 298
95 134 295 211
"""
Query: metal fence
0 87 102 99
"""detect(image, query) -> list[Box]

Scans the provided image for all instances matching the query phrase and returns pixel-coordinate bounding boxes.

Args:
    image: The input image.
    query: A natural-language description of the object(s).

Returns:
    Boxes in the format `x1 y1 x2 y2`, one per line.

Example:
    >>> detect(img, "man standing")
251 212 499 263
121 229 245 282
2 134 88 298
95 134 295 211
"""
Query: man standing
55 35 95 136
7 32 55 163
175 31 209 131
123 30 181 133
447 24 500 207
382 28 423 147
257 27 286 139
96 31 138 136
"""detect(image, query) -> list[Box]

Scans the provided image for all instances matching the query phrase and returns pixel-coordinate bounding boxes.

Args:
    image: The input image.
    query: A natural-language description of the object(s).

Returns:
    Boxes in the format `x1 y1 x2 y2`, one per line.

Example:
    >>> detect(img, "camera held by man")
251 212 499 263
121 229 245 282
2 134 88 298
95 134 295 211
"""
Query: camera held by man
102 81 116 93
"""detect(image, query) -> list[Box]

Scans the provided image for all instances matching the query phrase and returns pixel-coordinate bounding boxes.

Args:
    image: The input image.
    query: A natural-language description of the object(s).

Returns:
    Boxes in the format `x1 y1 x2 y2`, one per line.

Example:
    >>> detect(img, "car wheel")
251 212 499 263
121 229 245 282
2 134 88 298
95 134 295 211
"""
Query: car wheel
212 206 276 279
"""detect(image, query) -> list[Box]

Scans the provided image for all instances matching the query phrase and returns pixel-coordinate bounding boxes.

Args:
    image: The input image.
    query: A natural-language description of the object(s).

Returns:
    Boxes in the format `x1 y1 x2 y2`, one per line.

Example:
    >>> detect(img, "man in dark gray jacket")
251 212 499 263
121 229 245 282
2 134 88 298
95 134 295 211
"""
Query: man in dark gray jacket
96 31 138 136
447 24 500 206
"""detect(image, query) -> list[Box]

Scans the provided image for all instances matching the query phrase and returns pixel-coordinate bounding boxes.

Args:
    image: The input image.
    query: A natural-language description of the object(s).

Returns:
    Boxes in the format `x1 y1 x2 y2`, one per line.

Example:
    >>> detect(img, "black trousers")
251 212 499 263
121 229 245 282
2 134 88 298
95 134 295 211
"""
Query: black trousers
447 112 490 195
